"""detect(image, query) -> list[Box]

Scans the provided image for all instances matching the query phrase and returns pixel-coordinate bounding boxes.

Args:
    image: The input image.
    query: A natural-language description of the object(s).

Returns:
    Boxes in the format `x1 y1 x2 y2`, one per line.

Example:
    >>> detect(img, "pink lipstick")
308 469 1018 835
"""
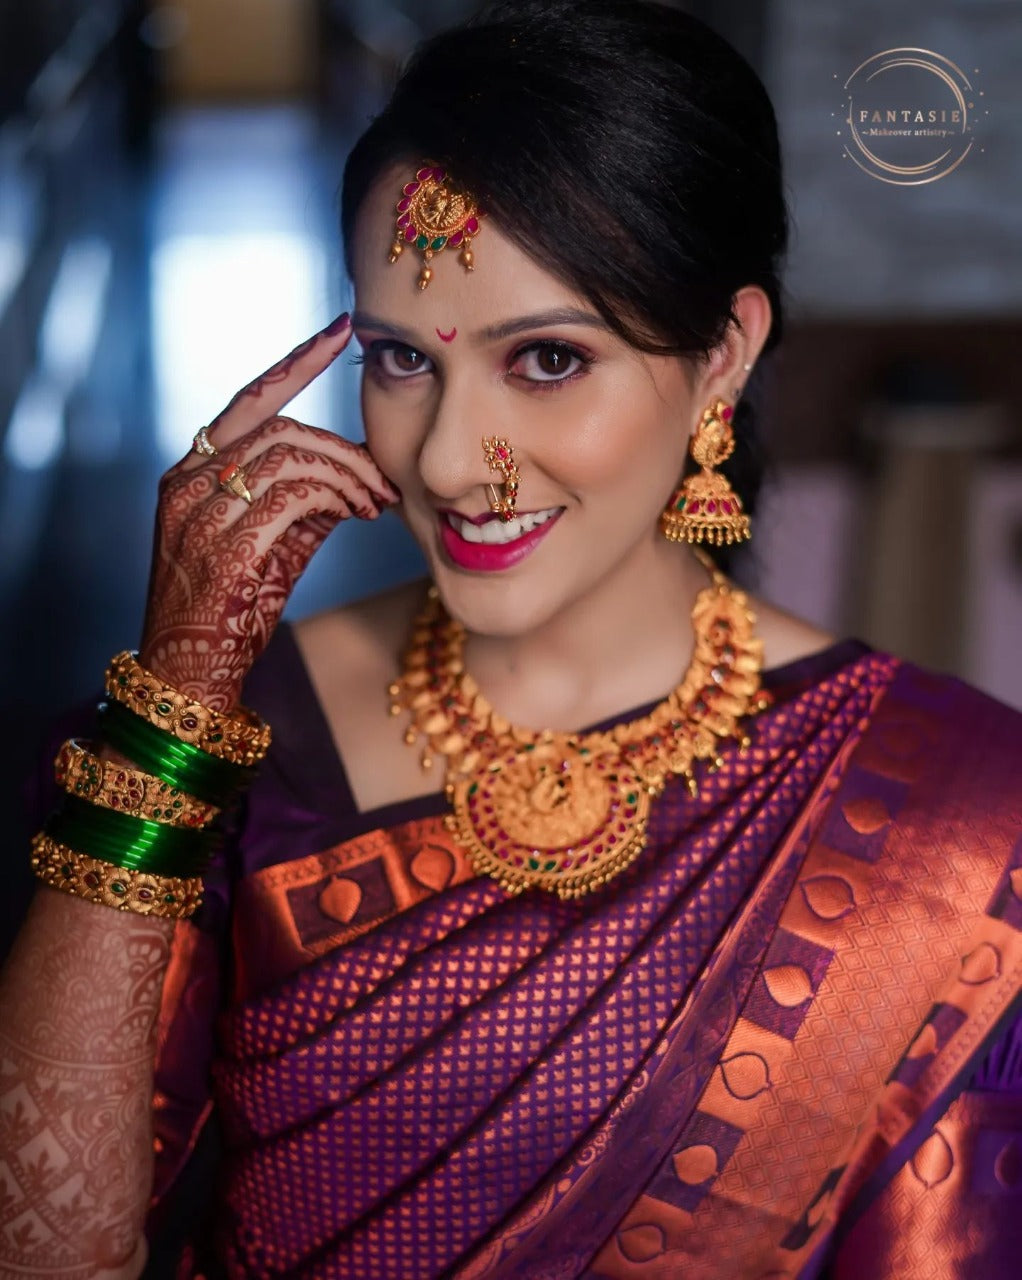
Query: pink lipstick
438 509 561 573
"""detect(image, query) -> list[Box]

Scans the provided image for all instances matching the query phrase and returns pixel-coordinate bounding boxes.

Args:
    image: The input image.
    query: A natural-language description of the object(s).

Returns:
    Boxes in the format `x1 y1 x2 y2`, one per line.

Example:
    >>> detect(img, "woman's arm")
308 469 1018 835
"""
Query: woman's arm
0 316 397 1278
0 889 174 1280
0 312 397 1280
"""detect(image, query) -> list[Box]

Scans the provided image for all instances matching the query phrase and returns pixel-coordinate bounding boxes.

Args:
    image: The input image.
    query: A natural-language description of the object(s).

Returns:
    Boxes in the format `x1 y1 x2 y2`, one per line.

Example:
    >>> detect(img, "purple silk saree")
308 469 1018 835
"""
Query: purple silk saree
90 627 1021 1277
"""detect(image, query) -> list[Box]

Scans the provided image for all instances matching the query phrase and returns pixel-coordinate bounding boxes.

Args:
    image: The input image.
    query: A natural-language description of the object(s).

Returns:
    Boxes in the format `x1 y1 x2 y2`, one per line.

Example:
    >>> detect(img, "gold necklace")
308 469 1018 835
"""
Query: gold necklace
388 555 769 899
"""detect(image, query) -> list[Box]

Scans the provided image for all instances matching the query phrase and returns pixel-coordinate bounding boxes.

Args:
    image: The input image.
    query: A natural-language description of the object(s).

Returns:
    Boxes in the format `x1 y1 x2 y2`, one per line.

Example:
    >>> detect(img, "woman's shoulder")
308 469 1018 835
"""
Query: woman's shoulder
752 593 1021 739
240 578 427 769
751 595 839 674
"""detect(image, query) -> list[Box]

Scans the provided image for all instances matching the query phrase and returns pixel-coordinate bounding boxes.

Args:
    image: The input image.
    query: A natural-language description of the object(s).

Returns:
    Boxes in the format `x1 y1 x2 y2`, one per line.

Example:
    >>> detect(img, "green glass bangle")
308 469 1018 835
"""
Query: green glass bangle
55 790 217 867
46 795 217 877
98 700 254 805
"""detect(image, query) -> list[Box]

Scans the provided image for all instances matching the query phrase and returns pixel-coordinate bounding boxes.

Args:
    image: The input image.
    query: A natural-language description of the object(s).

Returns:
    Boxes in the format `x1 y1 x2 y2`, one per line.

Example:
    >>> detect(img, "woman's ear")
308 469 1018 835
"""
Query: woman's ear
700 285 773 402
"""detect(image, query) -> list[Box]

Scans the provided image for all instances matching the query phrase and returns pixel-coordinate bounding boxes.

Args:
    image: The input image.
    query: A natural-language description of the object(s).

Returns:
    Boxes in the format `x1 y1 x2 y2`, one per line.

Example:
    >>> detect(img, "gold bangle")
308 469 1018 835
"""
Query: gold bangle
105 651 271 768
55 739 219 828
30 834 203 920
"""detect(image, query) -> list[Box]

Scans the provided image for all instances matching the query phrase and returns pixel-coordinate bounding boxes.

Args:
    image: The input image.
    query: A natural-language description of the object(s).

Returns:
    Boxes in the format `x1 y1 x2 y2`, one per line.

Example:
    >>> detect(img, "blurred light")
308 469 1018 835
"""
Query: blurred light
67 399 122 464
26 8 115 117
38 237 113 387
151 232 327 462
0 236 27 318
3 372 65 470
0 121 40 320
348 5 422 60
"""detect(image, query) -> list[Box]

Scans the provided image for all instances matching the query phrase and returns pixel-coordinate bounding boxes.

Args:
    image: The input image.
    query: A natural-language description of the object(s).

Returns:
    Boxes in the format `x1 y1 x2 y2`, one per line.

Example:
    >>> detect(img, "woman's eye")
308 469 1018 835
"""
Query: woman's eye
510 342 589 384
371 343 433 379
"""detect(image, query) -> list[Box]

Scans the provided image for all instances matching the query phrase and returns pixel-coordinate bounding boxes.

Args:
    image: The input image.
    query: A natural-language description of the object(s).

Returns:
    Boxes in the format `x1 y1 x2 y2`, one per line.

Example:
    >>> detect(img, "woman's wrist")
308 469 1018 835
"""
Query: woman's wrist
137 639 247 715
30 648 271 921
104 651 270 768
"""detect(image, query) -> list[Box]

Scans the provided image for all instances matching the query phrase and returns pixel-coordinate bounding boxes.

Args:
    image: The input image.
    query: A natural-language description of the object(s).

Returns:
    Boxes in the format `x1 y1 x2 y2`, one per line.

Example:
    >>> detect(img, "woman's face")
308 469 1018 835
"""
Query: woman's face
351 169 706 636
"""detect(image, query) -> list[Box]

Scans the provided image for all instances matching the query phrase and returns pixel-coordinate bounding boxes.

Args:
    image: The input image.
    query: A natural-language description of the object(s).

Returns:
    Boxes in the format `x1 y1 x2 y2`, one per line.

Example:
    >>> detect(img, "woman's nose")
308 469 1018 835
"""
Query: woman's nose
417 377 504 505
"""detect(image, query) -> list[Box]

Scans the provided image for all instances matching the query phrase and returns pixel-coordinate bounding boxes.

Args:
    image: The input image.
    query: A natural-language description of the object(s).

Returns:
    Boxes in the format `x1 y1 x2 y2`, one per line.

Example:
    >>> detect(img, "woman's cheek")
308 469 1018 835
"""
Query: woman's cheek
538 393 660 493
361 384 414 482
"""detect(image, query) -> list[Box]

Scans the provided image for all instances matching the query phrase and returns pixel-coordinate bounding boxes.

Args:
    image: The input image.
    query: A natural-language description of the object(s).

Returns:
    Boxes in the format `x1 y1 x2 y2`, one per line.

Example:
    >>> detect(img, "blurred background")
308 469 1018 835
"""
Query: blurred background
1 0 1020 956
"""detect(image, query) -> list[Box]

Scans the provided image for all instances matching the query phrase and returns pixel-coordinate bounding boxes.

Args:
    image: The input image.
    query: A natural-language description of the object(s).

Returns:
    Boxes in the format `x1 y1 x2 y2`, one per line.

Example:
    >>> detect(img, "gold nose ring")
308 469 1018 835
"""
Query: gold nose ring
482 437 520 522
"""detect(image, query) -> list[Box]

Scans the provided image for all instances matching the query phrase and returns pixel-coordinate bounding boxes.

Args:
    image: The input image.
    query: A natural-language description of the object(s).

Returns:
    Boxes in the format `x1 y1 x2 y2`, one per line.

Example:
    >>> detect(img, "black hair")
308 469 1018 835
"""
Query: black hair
341 0 788 544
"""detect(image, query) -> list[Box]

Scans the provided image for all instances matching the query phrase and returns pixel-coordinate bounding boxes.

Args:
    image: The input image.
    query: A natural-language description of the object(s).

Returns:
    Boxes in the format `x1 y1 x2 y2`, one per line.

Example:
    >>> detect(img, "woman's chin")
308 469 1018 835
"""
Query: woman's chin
429 564 560 638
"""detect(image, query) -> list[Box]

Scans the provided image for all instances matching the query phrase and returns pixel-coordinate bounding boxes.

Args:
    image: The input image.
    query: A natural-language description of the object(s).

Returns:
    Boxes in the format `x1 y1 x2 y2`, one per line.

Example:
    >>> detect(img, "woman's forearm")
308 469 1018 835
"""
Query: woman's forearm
0 886 174 1279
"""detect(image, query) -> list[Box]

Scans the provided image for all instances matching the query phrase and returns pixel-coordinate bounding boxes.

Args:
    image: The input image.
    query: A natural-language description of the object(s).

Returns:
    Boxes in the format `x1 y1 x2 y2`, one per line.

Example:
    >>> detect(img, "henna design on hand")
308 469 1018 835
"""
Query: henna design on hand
0 893 172 1278
141 408 395 710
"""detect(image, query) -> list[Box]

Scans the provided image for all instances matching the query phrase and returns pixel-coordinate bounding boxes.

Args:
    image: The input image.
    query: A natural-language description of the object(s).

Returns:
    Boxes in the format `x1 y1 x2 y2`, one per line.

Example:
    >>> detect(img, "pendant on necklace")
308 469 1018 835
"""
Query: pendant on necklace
390 563 768 900
446 738 655 898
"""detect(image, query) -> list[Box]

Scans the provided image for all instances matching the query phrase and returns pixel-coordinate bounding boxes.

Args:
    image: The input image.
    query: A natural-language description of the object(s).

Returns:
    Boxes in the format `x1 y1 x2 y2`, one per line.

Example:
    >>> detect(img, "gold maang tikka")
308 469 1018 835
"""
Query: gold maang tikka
388 165 483 290
482 437 520 522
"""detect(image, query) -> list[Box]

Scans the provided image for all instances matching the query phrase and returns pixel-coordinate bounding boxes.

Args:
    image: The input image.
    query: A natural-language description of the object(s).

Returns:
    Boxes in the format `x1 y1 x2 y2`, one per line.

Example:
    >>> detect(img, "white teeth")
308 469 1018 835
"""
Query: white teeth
480 520 507 544
448 508 558 545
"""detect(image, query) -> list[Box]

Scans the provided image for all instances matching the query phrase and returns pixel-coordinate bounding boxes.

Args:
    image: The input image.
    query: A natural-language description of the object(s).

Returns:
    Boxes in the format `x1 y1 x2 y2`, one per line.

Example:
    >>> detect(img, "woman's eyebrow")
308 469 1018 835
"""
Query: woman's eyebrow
350 312 417 339
350 306 608 344
476 308 608 341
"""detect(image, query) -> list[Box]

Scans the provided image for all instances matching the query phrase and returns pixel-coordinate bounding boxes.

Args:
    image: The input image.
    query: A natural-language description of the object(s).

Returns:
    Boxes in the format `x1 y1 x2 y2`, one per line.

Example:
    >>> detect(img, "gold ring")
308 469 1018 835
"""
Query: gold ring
193 426 218 458
218 462 253 504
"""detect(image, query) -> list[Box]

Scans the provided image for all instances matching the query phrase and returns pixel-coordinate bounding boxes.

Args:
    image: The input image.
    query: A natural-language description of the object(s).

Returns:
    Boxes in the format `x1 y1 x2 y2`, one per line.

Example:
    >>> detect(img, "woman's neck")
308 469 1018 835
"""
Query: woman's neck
462 535 712 732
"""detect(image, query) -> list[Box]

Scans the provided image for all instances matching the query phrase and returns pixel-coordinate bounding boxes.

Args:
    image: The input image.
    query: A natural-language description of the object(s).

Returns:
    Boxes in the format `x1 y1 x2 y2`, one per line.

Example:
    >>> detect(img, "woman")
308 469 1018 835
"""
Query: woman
3 2 1020 1277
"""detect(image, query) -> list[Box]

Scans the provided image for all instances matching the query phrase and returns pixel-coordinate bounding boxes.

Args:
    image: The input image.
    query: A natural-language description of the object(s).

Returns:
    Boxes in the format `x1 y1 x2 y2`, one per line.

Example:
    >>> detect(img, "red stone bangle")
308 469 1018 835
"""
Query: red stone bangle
55 739 218 827
104 651 271 768
30 833 203 920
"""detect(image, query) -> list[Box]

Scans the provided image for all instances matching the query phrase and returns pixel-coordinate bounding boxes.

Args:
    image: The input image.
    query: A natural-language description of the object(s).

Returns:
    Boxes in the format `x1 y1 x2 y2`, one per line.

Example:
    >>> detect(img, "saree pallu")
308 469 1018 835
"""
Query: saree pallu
144 629 1022 1278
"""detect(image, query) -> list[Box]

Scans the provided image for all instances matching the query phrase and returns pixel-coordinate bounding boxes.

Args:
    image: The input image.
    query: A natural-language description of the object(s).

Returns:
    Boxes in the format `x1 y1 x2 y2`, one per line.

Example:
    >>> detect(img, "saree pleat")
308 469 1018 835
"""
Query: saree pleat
219 731 828 1143
570 667 1022 1279
212 656 896 1278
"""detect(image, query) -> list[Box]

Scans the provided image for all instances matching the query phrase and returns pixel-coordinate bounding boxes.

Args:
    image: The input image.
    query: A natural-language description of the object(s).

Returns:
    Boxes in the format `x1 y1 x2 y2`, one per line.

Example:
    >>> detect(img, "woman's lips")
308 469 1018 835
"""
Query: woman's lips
437 509 562 572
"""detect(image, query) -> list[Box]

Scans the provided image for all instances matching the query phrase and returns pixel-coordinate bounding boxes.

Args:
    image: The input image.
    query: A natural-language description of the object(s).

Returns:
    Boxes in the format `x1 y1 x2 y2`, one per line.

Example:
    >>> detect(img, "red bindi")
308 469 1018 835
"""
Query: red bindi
436 327 457 343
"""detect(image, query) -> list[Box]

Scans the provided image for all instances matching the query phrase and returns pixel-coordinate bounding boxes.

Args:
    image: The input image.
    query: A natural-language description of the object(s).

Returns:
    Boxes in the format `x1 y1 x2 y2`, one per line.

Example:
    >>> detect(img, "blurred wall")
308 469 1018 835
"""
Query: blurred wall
768 0 1020 318
758 0 1022 703
162 0 317 99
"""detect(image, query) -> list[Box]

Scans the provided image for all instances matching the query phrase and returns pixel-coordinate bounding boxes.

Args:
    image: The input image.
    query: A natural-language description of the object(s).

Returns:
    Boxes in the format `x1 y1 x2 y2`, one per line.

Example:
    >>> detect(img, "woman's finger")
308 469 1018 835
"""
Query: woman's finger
173 313 353 470
215 479 361 570
218 415 400 504
239 443 380 518
189 449 382 546
162 422 399 549
214 313 352 434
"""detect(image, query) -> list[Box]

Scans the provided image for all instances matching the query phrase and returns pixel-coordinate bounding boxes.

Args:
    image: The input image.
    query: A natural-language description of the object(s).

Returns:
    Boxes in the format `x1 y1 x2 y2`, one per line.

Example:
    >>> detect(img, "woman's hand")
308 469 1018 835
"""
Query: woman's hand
139 314 399 711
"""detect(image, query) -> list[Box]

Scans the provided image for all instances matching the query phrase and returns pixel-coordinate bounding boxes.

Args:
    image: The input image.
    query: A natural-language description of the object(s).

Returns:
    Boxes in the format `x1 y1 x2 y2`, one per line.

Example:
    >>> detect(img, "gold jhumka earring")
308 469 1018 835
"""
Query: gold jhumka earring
661 398 750 547
387 164 483 290
482 437 520 521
